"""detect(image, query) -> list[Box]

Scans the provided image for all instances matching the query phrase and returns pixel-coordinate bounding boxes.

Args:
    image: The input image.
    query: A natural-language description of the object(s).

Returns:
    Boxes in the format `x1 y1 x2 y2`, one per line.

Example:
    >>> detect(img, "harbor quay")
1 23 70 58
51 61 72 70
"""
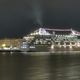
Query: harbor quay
0 28 80 52
0 38 22 51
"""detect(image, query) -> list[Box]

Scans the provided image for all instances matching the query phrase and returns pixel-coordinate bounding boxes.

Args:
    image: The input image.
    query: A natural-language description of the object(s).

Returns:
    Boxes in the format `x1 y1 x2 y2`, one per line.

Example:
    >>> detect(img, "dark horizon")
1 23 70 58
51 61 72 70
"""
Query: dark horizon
0 0 80 38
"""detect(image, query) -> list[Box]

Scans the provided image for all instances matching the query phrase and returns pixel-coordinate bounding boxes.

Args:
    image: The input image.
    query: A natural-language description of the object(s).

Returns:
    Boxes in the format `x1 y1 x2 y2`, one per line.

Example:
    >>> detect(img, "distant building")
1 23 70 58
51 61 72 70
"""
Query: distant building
0 38 22 48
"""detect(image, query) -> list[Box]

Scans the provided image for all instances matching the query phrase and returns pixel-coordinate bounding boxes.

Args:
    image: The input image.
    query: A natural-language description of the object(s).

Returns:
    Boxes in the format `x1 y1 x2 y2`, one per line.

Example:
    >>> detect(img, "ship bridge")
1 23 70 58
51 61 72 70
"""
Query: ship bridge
23 28 80 45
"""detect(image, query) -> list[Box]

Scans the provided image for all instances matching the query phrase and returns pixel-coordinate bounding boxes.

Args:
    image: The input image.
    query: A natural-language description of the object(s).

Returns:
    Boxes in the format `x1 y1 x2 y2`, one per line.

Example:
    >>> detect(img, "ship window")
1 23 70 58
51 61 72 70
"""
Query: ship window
60 42 64 45
66 42 70 45
47 41 51 44
77 36 80 39
55 42 58 45
71 42 75 45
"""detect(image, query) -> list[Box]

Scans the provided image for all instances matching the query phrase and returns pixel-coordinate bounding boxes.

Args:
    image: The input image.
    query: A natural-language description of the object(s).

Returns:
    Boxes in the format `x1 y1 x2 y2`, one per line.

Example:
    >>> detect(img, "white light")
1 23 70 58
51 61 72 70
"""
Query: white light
77 42 80 47
51 45 54 49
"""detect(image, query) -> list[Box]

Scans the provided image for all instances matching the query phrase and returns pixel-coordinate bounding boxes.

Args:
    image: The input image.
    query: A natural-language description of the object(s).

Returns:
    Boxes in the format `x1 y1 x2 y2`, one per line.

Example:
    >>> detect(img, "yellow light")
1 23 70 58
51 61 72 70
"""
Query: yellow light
2 44 6 47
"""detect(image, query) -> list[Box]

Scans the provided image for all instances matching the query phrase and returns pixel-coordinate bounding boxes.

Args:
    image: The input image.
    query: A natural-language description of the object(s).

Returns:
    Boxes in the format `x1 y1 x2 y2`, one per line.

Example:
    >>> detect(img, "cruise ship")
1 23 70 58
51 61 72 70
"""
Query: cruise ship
20 28 80 52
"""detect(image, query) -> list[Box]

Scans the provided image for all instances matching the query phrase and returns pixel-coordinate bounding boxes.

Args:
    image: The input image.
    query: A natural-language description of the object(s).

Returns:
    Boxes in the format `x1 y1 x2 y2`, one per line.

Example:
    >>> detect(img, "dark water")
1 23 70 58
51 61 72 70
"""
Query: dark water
0 52 80 80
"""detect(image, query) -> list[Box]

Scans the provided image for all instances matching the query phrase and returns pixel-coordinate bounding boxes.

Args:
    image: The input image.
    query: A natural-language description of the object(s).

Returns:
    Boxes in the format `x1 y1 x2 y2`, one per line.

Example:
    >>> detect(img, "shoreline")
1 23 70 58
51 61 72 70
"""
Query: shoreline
0 51 80 56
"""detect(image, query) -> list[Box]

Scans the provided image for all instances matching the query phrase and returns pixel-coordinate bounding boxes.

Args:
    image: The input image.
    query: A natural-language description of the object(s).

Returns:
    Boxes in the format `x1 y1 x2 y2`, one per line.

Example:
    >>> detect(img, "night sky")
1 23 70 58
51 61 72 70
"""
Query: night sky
0 0 80 38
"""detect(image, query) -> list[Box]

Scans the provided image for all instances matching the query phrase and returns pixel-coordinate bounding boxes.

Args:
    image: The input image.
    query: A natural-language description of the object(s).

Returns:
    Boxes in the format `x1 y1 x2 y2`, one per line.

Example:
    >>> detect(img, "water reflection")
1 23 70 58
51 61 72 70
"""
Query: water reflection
49 55 80 80
0 53 80 80
23 55 50 80
0 52 50 80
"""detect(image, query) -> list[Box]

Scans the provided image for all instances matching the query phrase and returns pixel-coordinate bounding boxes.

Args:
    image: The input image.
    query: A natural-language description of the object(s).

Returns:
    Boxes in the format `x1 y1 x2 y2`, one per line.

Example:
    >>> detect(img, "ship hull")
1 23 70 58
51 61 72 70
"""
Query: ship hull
1 45 79 52
29 45 80 52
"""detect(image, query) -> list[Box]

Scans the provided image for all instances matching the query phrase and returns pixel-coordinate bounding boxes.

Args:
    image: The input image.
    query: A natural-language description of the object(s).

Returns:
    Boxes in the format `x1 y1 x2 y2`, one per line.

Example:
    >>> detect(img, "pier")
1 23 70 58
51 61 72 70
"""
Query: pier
0 38 22 51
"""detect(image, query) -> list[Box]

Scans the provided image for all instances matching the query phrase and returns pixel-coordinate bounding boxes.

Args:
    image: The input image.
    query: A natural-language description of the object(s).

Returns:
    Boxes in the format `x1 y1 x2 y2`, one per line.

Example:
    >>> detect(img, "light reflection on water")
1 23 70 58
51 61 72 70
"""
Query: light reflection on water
0 52 80 80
